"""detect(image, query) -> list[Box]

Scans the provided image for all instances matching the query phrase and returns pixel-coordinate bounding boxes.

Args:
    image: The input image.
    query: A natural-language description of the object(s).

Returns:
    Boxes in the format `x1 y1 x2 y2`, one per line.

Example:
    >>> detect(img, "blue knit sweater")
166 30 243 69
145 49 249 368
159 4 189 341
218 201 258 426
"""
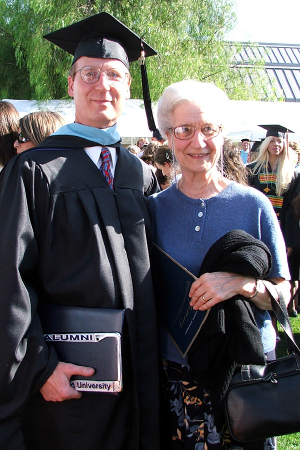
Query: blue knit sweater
150 181 290 363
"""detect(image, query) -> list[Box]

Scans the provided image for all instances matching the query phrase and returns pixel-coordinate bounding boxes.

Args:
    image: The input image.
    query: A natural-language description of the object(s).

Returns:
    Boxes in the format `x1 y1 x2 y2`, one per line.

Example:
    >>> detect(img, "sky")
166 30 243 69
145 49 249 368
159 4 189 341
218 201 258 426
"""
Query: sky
226 0 300 44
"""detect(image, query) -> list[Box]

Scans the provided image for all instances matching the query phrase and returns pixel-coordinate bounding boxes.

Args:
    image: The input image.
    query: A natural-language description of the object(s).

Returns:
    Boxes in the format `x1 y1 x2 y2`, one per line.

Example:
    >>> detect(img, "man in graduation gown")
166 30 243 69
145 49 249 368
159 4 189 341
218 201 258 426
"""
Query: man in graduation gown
0 12 160 450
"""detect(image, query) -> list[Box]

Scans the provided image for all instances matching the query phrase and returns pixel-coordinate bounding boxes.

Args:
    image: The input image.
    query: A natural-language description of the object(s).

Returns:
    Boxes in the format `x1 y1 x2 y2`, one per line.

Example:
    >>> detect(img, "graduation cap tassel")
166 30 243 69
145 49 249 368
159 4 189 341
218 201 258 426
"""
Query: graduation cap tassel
139 49 157 132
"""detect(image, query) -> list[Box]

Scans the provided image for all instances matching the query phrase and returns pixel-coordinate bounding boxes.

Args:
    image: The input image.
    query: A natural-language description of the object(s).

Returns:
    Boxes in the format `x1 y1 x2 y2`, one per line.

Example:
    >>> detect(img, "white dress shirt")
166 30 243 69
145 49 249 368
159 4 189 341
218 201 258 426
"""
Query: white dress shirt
84 146 117 177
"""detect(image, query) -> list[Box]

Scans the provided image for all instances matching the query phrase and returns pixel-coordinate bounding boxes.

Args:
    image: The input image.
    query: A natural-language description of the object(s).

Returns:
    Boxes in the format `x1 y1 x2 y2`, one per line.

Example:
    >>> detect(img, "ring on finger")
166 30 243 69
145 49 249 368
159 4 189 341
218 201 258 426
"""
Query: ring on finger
201 295 206 301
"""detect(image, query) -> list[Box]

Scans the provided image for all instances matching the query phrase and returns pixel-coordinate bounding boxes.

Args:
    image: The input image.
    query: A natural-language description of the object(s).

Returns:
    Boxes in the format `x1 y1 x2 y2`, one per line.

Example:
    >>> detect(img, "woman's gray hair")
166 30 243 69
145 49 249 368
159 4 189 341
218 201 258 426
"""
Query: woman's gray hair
157 80 230 139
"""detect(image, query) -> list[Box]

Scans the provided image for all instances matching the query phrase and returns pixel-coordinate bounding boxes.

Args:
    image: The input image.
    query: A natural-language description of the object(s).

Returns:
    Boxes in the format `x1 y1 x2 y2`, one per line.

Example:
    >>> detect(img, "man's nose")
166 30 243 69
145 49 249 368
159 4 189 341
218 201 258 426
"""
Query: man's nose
94 73 110 90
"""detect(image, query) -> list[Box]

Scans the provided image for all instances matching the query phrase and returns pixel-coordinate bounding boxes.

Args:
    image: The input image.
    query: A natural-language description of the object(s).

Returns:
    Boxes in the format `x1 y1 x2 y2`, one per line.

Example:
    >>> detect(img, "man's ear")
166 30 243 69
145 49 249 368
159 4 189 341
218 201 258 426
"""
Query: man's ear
68 76 75 98
125 77 131 100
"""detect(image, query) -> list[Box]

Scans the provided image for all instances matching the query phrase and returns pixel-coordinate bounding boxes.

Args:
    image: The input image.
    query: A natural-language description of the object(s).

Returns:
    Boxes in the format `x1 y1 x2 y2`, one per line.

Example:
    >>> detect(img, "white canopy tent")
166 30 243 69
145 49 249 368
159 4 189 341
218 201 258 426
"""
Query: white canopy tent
225 100 300 142
4 98 152 146
4 98 300 144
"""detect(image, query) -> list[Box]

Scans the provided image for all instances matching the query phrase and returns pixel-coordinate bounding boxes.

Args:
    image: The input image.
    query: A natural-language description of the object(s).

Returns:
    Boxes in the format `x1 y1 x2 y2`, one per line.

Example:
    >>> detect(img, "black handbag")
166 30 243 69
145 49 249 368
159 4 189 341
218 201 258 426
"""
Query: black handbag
224 280 300 442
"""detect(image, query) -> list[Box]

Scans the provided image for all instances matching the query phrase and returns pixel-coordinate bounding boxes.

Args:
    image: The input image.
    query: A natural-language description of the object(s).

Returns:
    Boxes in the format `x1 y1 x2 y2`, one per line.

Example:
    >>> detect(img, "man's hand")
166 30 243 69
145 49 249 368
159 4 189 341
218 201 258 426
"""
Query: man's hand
40 361 95 402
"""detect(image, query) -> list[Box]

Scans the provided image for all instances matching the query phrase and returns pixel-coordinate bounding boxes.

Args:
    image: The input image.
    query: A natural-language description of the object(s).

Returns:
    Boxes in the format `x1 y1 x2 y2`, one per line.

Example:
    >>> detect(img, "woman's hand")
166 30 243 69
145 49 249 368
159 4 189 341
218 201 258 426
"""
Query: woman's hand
189 273 290 311
189 272 256 310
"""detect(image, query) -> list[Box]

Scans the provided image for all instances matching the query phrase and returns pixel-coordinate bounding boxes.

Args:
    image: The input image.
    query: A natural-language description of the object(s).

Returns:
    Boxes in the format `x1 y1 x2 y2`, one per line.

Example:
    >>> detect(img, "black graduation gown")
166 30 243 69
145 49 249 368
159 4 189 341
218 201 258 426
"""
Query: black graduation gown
0 137 160 450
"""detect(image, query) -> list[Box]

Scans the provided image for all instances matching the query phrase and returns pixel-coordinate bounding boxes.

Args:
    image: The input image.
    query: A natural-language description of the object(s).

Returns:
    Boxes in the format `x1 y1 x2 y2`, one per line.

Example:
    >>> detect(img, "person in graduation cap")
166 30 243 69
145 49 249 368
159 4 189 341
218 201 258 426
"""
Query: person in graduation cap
0 12 160 450
247 125 300 252
247 125 300 320
239 138 250 164
247 124 299 223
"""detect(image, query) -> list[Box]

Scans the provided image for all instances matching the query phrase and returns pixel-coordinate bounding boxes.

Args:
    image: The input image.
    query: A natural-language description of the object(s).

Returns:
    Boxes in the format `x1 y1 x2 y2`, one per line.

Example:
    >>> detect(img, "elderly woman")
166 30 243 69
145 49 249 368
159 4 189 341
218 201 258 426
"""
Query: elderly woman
149 80 290 450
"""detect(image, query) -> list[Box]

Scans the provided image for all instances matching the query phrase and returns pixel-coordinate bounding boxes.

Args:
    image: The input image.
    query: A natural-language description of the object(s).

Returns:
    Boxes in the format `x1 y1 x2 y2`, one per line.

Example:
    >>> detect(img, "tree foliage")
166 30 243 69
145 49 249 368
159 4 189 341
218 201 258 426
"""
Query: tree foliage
0 0 274 101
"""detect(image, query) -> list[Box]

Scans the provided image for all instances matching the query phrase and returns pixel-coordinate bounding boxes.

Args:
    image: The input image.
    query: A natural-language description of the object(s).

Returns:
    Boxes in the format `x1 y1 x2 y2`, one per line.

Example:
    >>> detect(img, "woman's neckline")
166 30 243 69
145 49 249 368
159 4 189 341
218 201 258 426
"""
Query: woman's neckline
268 155 279 172
176 176 231 200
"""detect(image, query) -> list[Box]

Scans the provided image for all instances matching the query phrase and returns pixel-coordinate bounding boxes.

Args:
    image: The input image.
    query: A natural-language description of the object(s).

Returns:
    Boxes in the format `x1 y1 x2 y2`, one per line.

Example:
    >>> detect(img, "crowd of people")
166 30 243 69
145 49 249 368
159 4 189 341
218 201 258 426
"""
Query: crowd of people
0 10 299 450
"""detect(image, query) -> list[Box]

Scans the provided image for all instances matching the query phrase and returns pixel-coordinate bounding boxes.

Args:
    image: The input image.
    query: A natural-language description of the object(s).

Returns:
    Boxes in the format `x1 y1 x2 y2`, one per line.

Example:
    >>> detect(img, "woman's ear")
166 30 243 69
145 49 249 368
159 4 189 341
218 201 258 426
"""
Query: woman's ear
166 132 172 148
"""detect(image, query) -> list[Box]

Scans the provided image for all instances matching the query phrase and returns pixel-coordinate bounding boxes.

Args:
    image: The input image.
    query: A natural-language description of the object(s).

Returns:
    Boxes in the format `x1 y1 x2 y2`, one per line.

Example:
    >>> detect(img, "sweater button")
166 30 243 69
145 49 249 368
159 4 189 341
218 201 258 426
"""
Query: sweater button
198 212 203 217
195 226 200 231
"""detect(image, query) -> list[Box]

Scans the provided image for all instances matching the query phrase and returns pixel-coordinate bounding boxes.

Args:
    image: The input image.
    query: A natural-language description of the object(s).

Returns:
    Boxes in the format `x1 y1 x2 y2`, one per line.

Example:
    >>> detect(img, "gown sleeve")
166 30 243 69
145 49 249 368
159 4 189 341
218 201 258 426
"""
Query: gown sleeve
0 155 59 424
142 161 161 196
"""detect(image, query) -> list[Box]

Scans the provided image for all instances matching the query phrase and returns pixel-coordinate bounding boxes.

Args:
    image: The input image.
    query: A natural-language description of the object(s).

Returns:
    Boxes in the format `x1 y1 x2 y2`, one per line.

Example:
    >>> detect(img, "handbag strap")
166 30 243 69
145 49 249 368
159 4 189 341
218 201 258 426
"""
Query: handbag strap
261 280 300 356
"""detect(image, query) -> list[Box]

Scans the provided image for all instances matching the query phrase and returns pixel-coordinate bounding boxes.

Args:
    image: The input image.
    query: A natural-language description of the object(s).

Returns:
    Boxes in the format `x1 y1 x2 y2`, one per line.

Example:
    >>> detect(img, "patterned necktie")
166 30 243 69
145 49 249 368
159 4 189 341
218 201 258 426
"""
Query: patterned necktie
100 147 114 189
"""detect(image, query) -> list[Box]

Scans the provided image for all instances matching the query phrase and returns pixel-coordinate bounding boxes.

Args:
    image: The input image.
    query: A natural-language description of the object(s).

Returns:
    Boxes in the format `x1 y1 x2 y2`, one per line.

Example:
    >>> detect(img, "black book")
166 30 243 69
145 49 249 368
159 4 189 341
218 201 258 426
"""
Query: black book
38 304 124 393
152 243 210 357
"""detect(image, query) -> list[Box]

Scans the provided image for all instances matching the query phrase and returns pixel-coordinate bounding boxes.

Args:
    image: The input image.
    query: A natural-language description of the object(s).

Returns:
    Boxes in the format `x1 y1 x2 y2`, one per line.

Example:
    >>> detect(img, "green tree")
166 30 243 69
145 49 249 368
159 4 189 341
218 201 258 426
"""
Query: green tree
0 0 274 101
0 0 32 98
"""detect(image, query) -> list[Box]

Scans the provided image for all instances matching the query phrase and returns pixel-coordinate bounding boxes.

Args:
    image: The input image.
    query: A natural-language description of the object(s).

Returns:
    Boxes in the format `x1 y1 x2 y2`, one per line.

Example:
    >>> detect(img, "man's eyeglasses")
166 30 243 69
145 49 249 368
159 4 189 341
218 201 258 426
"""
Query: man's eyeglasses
74 66 129 86
18 132 31 144
172 124 222 140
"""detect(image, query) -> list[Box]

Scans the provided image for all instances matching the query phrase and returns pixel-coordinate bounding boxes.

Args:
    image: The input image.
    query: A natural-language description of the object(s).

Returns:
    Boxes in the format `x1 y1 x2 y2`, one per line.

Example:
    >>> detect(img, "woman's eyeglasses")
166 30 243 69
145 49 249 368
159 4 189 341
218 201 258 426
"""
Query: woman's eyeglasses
172 124 222 140
18 132 31 144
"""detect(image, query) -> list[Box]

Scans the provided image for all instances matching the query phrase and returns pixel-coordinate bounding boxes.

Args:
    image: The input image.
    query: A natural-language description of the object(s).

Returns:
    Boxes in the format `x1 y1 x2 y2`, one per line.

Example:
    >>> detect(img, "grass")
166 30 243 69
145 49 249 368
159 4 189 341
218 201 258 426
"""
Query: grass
276 314 300 450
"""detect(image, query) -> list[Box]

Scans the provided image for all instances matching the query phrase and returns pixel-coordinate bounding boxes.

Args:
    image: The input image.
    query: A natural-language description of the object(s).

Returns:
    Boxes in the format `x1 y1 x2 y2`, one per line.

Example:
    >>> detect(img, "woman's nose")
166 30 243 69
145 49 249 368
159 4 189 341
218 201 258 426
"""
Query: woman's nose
14 139 19 149
192 130 207 147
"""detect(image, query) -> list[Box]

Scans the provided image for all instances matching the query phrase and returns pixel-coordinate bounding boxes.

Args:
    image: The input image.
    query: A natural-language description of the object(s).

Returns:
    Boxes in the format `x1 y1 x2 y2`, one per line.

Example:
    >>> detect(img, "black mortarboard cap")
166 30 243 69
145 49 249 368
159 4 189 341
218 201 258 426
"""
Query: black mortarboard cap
241 138 250 142
250 139 264 153
258 124 294 138
43 12 157 69
44 12 158 131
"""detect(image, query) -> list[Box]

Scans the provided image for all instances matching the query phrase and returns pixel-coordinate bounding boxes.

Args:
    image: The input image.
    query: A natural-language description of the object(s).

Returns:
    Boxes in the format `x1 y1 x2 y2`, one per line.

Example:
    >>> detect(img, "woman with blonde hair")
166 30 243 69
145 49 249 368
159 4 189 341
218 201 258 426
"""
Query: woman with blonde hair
14 111 65 153
247 127 300 249
247 129 298 212
247 127 300 319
